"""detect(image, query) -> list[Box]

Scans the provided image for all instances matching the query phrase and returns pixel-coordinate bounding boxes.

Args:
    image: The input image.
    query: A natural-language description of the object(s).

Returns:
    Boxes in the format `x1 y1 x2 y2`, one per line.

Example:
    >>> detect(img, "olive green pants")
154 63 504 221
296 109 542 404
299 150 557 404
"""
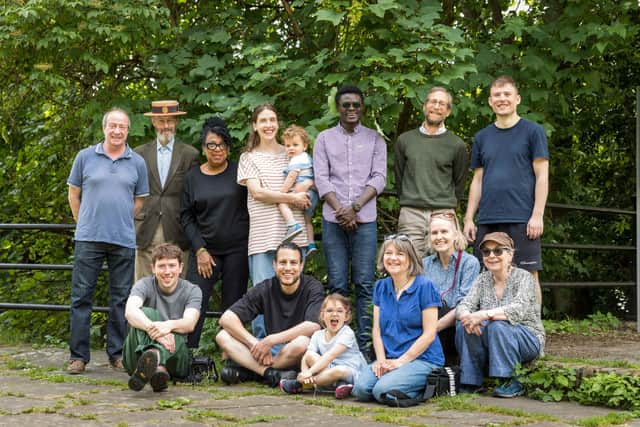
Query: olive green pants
122 307 190 379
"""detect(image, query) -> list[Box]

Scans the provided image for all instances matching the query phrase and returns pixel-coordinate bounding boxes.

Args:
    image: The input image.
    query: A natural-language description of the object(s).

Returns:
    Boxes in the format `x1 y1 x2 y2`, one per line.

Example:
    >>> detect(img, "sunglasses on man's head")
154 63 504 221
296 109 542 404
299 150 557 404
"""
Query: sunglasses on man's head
480 247 510 257
341 102 362 109
384 234 411 242
431 212 456 220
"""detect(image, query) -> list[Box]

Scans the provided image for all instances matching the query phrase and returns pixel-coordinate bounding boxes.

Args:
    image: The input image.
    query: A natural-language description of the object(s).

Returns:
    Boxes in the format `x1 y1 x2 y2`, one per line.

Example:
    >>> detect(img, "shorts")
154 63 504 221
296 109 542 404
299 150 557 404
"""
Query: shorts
327 361 358 383
271 343 285 357
474 223 542 271
304 189 319 218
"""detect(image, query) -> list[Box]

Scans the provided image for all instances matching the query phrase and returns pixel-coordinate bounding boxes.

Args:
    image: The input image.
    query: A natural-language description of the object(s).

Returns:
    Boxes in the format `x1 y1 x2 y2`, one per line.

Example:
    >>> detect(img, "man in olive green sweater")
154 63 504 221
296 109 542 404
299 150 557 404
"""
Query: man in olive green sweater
394 87 469 258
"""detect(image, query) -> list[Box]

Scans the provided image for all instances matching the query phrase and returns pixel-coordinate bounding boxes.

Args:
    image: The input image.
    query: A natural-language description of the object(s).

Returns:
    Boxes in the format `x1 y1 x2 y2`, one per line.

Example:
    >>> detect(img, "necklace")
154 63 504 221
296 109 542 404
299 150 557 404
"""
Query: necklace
394 276 413 298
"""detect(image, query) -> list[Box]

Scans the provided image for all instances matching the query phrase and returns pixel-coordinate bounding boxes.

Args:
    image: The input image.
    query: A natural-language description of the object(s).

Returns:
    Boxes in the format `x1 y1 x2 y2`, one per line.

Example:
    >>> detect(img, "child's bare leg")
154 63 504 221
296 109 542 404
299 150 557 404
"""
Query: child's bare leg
278 202 297 226
301 351 320 371
312 366 351 387
304 216 315 243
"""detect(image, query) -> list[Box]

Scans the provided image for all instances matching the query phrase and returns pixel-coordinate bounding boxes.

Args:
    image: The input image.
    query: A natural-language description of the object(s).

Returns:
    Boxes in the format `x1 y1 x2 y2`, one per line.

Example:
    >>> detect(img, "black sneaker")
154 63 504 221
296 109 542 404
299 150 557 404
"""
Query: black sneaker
220 365 260 385
262 368 296 387
262 367 282 387
128 350 158 391
150 369 170 392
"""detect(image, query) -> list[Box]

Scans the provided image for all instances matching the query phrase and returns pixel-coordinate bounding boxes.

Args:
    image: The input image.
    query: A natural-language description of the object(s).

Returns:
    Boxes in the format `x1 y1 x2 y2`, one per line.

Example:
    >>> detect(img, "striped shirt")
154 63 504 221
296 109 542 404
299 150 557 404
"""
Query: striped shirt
238 150 308 255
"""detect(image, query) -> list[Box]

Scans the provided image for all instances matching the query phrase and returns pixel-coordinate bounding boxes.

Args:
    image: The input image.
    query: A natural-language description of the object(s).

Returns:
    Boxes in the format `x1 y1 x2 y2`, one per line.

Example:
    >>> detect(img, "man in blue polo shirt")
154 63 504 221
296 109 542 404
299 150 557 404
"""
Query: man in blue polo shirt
67 108 149 374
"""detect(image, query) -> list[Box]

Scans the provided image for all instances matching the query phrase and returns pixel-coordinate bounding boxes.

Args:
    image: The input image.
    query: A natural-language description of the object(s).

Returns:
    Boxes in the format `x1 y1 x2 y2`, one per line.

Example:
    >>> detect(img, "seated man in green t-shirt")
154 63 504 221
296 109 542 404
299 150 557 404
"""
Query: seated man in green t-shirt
123 243 202 392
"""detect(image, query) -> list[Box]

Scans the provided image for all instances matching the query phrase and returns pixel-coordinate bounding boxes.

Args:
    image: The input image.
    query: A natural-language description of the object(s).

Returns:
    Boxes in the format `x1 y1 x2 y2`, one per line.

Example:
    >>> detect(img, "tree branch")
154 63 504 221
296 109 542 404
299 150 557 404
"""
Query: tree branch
280 0 304 40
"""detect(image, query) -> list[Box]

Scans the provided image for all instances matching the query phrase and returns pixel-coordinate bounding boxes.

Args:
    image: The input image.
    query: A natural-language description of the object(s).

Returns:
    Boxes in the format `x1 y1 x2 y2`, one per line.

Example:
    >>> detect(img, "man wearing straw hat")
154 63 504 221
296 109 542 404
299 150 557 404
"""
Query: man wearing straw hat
135 100 199 280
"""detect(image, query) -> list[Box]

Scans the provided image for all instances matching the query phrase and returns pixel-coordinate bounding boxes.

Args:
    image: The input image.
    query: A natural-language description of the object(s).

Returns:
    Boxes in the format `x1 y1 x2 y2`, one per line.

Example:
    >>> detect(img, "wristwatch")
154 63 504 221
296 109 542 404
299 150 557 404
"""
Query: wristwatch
351 202 361 212
486 309 497 320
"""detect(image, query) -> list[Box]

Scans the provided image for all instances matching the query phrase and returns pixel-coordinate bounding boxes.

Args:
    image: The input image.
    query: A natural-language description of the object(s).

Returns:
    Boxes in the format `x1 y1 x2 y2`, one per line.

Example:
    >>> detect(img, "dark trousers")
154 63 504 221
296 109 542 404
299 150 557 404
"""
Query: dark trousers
186 249 249 348
438 304 459 365
70 241 134 363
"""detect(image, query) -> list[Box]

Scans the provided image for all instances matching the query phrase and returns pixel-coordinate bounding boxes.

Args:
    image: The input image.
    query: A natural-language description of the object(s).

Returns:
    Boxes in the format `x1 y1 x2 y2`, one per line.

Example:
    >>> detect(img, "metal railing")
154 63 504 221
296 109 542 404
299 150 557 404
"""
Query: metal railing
1 201 635 302
0 223 223 318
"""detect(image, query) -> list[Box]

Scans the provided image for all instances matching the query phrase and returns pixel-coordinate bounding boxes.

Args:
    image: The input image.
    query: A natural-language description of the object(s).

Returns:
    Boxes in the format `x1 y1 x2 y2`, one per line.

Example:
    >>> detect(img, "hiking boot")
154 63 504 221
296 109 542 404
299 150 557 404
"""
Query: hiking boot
109 358 125 372
220 365 260 385
150 369 170 392
282 224 303 243
279 379 303 394
67 359 86 375
128 350 158 391
493 378 524 398
335 383 353 399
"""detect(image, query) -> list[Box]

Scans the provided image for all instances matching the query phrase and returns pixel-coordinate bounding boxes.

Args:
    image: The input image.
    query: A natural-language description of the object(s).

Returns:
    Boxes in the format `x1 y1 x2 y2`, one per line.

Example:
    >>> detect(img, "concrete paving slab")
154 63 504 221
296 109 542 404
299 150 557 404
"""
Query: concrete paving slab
475 395 626 421
0 344 638 427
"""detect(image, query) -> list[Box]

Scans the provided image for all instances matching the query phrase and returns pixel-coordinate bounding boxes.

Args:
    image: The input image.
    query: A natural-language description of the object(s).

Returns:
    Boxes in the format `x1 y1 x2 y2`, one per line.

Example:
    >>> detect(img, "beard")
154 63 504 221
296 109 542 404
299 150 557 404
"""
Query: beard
157 130 174 145
425 115 444 127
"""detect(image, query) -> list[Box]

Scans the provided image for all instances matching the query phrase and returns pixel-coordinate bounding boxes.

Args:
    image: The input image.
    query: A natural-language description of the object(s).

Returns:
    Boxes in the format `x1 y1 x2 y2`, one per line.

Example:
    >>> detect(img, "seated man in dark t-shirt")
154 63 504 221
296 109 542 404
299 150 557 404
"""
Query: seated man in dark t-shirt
123 243 202 392
216 242 324 387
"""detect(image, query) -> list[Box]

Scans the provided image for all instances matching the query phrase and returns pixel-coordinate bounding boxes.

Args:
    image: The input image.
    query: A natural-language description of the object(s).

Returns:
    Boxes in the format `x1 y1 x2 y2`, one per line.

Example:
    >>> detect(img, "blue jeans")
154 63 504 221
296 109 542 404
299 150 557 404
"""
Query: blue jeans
70 241 135 363
353 359 438 402
456 320 540 386
304 189 319 218
322 220 377 352
248 251 276 339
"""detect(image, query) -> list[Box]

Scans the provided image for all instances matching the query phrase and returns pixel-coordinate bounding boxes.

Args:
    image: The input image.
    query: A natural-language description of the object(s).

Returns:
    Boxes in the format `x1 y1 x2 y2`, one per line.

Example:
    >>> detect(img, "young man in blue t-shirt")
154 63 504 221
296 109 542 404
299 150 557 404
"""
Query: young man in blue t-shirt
463 75 549 303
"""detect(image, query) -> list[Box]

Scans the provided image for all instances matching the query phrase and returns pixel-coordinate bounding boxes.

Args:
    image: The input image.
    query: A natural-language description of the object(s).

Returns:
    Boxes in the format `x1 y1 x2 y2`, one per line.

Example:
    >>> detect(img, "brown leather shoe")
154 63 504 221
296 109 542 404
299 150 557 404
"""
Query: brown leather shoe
68 359 86 374
109 358 125 372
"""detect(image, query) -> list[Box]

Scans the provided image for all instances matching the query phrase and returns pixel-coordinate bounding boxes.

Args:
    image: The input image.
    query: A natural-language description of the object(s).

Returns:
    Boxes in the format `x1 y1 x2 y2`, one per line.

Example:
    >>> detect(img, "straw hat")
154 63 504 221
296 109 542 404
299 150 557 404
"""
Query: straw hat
143 100 187 116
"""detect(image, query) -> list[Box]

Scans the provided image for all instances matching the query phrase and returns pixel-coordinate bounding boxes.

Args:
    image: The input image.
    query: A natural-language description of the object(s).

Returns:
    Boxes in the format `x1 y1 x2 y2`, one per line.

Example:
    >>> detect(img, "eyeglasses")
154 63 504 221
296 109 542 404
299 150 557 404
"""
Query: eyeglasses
426 99 448 108
480 247 510 257
205 142 227 151
341 102 362 109
384 234 411 241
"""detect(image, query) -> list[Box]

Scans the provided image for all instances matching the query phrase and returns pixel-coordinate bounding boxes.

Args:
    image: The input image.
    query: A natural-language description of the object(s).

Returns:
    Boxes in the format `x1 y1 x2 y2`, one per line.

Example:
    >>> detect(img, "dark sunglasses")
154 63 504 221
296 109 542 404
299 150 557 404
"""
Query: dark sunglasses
341 102 362 109
205 142 227 151
384 234 411 241
480 247 510 257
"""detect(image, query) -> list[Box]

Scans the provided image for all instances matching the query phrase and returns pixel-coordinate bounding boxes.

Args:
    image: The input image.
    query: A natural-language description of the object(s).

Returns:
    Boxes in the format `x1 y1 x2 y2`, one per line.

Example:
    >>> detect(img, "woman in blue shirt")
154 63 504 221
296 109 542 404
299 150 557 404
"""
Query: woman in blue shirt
423 210 480 364
353 235 444 404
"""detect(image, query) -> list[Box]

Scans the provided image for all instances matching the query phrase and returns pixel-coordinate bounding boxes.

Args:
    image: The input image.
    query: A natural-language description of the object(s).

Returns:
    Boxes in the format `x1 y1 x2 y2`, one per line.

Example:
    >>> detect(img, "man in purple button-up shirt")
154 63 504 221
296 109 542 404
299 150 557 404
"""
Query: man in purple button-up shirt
313 85 387 356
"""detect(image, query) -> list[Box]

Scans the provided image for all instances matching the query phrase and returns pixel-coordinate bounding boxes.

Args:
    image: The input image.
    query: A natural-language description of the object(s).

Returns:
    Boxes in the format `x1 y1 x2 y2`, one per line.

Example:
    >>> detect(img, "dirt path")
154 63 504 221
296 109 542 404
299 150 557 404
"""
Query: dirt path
545 324 640 364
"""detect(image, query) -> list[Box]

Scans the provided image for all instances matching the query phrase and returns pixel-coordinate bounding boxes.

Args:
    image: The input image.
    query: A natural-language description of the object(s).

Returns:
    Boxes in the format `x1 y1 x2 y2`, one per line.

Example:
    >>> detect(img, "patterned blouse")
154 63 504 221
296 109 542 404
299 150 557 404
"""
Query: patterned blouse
456 267 545 353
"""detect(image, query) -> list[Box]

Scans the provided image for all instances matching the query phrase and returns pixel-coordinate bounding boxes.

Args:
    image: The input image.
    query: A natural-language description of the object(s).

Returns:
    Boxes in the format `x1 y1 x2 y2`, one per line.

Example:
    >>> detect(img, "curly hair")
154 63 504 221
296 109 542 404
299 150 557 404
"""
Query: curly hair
201 116 231 146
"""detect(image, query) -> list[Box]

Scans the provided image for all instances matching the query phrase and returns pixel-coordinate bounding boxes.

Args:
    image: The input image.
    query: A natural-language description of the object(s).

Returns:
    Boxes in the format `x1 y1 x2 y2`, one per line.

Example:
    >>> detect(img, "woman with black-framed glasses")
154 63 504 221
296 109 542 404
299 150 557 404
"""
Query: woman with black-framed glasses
455 232 544 398
180 116 250 348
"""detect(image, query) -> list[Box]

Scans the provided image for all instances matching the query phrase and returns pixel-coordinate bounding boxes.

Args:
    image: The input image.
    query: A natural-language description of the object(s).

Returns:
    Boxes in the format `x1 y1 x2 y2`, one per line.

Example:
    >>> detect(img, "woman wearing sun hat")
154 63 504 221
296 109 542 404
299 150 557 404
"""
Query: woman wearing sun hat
455 231 544 398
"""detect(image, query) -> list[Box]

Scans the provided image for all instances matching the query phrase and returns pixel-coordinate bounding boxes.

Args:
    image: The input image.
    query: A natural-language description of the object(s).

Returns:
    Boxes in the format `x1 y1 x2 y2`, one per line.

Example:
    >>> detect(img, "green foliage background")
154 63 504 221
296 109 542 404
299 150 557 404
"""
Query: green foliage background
0 0 639 341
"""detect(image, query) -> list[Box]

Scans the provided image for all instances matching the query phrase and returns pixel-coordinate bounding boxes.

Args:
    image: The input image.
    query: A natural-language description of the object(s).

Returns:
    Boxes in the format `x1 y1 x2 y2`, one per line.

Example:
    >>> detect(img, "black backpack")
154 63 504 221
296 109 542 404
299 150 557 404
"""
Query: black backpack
382 366 460 408
423 366 460 399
